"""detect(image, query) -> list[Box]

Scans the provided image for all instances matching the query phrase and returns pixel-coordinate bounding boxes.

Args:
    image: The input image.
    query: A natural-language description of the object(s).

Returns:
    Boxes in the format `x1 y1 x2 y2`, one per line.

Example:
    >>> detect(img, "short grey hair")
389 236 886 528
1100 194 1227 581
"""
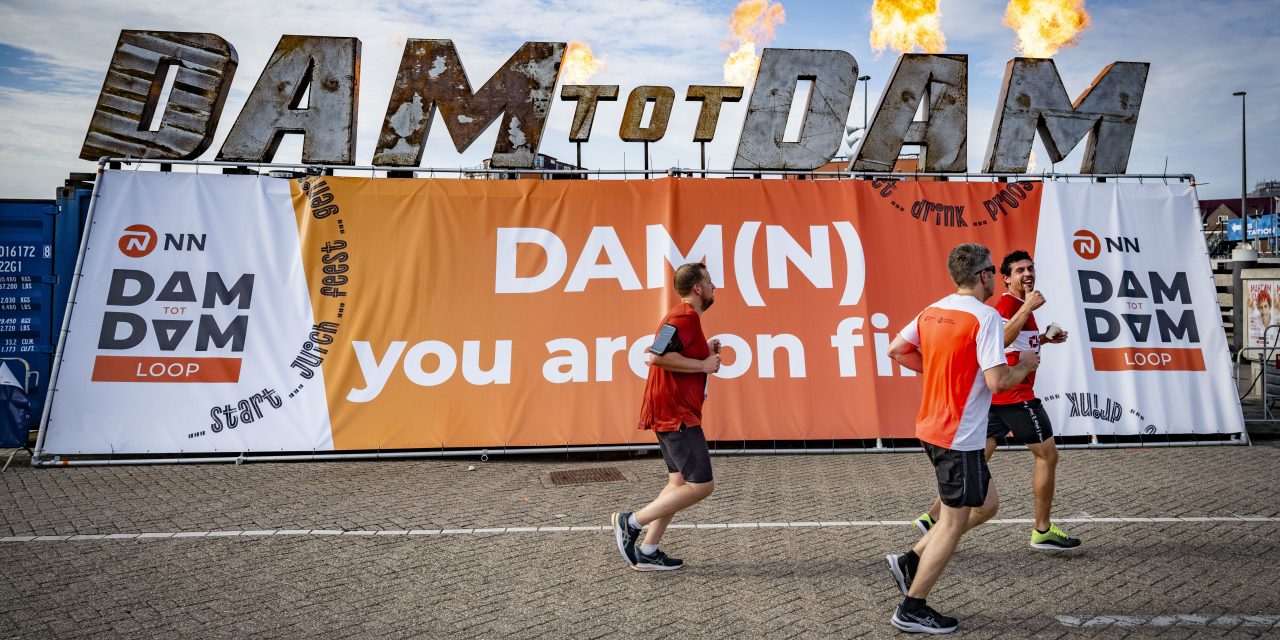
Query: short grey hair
947 243 991 288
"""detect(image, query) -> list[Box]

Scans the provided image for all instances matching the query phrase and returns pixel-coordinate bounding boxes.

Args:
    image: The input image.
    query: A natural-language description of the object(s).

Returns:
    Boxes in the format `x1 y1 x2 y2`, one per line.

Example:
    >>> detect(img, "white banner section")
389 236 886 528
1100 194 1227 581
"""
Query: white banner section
43 171 333 454
1032 183 1244 437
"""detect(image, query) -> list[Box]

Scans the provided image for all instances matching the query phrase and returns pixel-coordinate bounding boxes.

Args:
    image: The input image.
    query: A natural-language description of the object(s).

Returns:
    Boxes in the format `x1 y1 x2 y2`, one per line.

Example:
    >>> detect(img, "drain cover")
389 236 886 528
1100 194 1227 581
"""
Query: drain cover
549 467 626 486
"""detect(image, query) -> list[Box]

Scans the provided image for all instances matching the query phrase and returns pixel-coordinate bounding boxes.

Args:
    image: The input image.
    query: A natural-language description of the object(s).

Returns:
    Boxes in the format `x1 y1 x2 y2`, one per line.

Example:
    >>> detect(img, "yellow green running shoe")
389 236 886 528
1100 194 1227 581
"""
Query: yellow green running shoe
913 512 935 535
1030 523 1082 550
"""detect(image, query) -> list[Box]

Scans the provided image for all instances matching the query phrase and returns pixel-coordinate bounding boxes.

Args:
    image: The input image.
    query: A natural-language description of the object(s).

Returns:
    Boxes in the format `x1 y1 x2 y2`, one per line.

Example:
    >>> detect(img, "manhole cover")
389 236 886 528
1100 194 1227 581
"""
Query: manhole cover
549 467 627 486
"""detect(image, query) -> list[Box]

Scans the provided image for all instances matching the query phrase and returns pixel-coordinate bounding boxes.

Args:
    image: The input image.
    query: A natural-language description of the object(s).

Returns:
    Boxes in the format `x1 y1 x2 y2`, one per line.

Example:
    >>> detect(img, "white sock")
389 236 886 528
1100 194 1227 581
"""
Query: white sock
627 514 641 529
639 543 658 555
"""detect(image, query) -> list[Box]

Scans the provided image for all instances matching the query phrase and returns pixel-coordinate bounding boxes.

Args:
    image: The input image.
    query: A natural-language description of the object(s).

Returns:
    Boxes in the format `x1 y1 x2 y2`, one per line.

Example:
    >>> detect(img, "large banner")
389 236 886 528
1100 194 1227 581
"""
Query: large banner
40 172 1241 455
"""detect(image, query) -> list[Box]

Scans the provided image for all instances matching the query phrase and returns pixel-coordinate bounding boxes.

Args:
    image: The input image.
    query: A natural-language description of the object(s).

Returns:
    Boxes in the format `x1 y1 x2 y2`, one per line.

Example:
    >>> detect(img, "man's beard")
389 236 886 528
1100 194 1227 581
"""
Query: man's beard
701 296 715 311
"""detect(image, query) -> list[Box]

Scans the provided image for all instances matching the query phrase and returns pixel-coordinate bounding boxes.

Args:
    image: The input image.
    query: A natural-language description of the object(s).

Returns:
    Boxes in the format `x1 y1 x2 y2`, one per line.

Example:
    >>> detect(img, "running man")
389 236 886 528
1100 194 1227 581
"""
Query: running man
911 250 1081 551
612 263 721 572
885 243 1039 634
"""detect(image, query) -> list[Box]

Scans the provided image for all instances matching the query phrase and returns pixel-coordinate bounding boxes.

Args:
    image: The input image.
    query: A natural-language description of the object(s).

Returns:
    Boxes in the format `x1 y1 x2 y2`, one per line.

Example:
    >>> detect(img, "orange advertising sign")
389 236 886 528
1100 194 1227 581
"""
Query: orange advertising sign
290 177 1041 450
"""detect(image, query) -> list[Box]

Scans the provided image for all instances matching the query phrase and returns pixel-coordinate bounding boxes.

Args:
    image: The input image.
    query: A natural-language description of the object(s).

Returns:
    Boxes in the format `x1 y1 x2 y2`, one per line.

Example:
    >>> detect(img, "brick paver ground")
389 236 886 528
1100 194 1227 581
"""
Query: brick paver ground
2 440 1278 638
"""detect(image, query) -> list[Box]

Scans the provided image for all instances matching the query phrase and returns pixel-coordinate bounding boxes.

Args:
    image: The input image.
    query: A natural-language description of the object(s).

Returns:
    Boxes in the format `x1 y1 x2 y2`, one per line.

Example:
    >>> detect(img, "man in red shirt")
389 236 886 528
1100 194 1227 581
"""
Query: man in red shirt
885 243 1039 634
911 250 1081 551
611 263 722 572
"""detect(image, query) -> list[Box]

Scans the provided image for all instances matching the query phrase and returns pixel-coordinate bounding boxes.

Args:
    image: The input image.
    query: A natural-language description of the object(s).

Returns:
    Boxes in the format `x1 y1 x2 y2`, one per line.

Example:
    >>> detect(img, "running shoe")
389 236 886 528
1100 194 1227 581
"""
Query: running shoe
886 553 915 597
634 548 684 571
1030 523 1082 550
891 602 959 634
913 513 935 535
611 512 641 566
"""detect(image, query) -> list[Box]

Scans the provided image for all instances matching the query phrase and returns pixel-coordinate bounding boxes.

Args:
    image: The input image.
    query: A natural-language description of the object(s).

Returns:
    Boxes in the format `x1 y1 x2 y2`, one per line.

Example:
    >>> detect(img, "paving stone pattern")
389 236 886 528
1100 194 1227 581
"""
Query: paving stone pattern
2 442 1278 638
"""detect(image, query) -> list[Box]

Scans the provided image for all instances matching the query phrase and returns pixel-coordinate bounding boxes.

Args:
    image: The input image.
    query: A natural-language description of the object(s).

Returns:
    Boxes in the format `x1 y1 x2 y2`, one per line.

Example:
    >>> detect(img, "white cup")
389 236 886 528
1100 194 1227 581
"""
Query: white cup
1045 322 1062 339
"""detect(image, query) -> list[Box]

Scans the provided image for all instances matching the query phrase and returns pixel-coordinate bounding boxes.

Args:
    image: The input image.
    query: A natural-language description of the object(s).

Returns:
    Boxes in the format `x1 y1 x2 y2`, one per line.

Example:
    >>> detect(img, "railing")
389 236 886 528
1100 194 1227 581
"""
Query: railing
96 157 1198 184
1235 323 1280 421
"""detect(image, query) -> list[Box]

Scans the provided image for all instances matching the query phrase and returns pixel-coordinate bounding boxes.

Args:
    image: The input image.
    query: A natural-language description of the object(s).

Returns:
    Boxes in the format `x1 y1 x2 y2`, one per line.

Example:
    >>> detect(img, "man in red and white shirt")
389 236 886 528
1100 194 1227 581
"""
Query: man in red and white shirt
611 263 722 572
884 243 1039 634
912 250 1081 551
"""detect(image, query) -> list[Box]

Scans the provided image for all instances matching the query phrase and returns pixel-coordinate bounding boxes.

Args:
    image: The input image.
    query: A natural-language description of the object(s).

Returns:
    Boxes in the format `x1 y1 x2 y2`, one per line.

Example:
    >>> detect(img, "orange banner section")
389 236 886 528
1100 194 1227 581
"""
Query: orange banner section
1091 348 1206 372
92 356 243 383
291 177 1043 449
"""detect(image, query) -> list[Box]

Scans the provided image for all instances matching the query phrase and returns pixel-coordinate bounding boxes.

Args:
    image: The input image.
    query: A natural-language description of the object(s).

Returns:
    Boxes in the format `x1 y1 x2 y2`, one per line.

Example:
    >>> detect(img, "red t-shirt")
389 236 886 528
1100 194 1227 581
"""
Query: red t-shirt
991 293 1039 405
637 301 711 432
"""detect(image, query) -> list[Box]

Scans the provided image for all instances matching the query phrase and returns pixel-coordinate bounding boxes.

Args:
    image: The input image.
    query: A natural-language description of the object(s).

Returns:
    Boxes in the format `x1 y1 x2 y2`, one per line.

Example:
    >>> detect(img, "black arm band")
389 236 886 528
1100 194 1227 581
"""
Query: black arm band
649 324 684 355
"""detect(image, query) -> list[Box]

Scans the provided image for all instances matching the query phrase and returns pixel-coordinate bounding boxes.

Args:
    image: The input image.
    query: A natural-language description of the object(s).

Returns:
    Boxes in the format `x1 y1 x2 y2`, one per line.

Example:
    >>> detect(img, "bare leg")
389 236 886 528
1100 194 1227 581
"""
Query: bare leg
642 473 686 545
1026 437 1059 532
634 479 714 546
914 482 1000 555
907 504 969 598
926 438 998 522
909 481 999 598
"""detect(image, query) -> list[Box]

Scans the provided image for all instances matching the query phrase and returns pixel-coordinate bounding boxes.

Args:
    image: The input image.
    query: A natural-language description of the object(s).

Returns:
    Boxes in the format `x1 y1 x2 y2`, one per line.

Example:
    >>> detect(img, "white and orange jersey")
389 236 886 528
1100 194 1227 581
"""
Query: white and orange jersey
992 293 1039 405
899 294 1007 451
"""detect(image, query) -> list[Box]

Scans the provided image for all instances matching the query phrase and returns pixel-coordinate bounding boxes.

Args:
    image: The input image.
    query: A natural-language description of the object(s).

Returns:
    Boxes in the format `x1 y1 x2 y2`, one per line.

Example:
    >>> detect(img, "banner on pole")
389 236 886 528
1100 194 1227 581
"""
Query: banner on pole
40 172 1242 455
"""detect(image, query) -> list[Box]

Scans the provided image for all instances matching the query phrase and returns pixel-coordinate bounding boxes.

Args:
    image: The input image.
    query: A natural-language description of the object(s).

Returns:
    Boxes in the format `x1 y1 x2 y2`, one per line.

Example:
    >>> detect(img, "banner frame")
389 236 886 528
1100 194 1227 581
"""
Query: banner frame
33 160 1247 467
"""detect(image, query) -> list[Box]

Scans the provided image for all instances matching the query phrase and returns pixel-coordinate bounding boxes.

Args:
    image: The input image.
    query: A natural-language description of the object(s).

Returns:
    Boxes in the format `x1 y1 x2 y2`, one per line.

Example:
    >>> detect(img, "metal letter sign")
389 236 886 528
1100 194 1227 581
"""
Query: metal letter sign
80 31 238 161
983 58 1149 174
79 30 1153 174
560 85 620 143
852 54 967 173
217 36 361 165
619 86 676 142
734 49 857 171
373 40 565 168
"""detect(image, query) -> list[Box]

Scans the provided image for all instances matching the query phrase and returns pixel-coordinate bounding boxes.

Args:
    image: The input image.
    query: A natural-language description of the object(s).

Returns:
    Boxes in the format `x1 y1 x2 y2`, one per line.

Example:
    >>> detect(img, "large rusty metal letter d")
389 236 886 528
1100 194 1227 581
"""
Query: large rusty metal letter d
81 31 238 161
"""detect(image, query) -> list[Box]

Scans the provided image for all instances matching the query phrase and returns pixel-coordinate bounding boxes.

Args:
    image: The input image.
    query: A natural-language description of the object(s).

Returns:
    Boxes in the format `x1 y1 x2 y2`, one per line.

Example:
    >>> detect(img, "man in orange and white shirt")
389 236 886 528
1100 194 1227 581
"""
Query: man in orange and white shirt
912 250 1081 551
884 243 1039 635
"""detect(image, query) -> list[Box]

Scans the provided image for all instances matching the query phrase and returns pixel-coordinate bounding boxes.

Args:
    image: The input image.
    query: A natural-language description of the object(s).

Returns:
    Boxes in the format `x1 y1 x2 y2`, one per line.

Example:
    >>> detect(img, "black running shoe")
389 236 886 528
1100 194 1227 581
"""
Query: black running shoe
891 602 958 634
634 548 684 571
611 512 641 566
886 553 915 597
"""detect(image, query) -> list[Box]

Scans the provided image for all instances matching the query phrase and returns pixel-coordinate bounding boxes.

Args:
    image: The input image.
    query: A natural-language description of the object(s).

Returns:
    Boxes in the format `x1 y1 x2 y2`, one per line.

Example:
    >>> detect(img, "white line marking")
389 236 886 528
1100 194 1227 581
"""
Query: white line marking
3 516 1278 543
1058 614 1280 628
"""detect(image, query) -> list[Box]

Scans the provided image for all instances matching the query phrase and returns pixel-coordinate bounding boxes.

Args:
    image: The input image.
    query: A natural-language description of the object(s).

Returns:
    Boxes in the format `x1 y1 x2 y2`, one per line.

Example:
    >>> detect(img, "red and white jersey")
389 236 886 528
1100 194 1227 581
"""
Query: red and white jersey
899 294 1007 451
991 293 1039 405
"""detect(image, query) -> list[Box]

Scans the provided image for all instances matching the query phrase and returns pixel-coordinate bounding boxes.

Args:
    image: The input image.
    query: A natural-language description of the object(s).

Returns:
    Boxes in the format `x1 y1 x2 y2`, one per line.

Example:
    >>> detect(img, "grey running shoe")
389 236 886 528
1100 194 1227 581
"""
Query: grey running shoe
891 602 958 634
611 512 640 566
634 548 684 571
887 553 915 597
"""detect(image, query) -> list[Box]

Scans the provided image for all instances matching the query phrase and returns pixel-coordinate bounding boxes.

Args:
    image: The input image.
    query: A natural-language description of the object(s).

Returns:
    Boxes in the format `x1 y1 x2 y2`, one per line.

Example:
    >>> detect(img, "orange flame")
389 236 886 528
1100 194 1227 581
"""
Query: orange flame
869 0 947 56
1004 0 1091 58
722 0 786 85
561 41 603 84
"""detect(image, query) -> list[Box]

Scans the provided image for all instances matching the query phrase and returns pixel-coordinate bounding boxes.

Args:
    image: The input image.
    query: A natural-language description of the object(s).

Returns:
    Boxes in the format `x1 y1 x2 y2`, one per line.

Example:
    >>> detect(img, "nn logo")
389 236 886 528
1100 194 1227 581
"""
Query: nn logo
1073 229 1140 261
118 224 157 258
118 225 207 258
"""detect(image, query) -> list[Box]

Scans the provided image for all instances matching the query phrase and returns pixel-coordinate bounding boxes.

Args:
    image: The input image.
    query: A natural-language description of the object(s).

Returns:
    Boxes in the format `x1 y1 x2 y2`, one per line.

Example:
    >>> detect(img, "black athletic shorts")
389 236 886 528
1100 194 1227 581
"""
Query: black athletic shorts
986 398 1054 444
923 442 991 508
657 424 713 484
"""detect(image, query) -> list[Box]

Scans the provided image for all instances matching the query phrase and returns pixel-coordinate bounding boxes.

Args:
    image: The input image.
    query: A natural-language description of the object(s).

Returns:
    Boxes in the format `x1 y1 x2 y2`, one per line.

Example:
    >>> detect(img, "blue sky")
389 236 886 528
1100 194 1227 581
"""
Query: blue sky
0 0 1276 200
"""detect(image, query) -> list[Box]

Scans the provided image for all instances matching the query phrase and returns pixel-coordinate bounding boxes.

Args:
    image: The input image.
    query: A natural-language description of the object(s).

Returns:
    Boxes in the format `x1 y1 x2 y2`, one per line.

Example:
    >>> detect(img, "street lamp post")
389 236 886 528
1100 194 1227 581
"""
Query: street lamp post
1234 91 1248 244
1230 90 1256 354
858 75 871 131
